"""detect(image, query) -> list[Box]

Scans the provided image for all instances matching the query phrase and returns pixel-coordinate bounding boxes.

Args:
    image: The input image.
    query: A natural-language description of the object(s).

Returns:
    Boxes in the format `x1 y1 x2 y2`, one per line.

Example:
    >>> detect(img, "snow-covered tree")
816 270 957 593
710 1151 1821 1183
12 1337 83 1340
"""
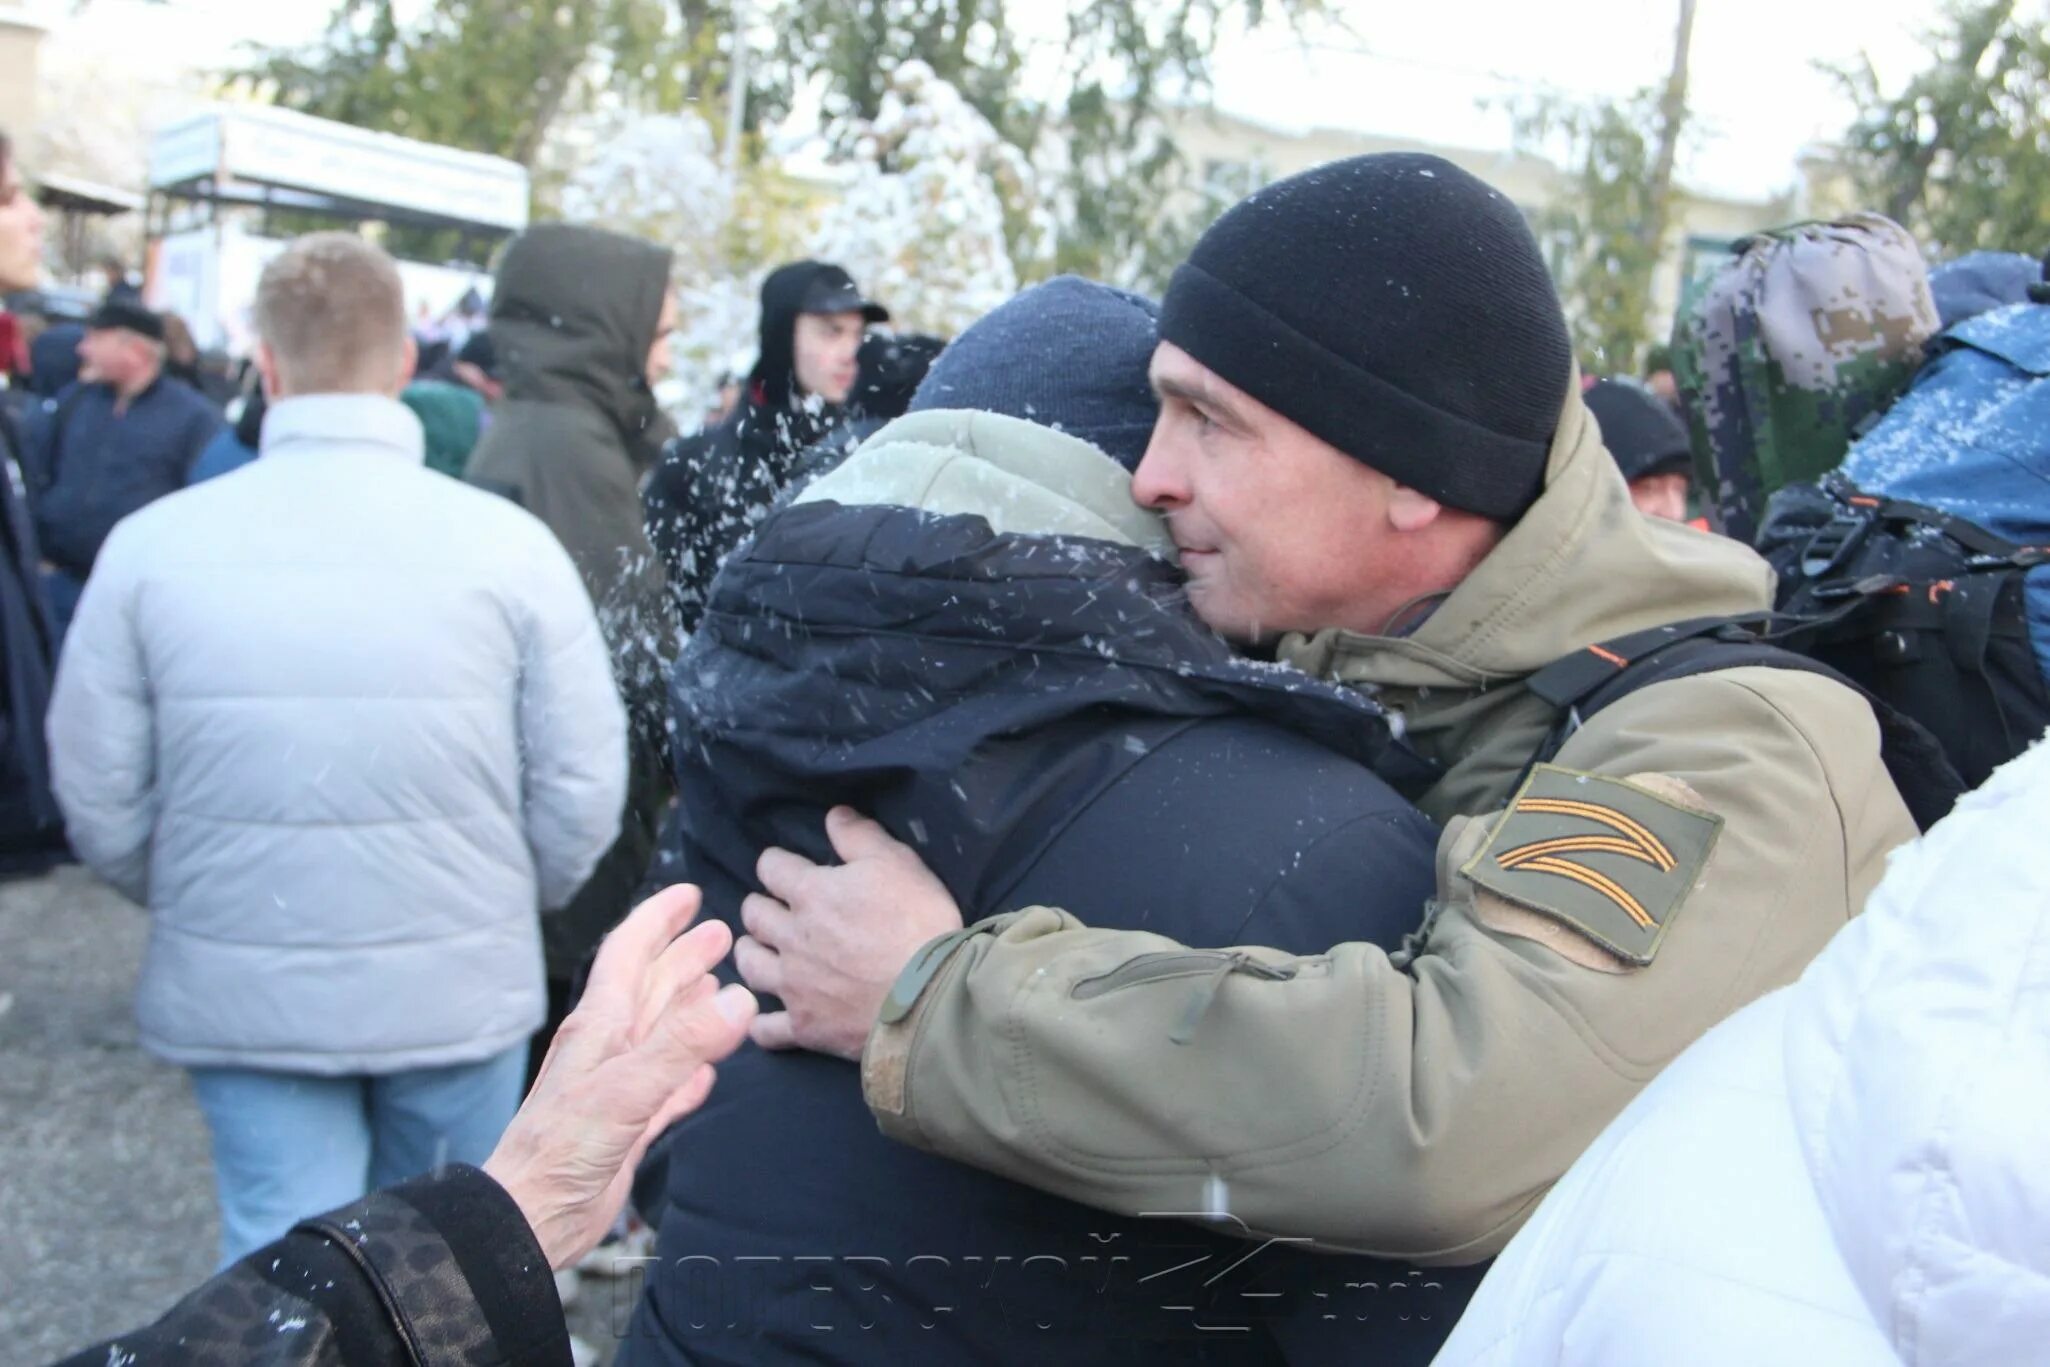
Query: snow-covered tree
1033 106 1194 291
810 61 1043 337
561 111 732 281
556 110 757 419
668 271 759 421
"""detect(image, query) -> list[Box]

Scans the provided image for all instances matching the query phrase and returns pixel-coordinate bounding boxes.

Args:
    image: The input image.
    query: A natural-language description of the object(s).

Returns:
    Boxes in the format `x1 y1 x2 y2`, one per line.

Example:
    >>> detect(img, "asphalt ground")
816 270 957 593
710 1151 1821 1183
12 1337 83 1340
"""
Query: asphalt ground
0 865 619 1364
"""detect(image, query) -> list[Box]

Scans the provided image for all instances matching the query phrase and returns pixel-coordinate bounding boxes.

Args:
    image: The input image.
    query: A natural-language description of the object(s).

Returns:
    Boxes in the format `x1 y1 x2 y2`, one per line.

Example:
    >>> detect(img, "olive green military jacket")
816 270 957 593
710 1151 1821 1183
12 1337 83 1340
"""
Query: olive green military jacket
860 384 1919 1265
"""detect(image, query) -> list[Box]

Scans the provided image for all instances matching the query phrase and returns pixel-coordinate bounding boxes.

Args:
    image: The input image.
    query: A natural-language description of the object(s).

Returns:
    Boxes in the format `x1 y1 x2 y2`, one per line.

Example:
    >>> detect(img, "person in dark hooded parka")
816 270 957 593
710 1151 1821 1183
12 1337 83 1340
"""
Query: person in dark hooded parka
0 382 62 875
621 277 1482 1367
463 223 679 1047
0 131 66 874
643 259 886 633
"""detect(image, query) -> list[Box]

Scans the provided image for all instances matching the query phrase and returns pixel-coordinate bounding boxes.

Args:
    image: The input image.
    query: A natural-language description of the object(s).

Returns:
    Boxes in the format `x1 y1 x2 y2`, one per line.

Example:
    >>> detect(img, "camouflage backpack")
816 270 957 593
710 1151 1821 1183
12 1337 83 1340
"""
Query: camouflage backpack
1673 214 1940 543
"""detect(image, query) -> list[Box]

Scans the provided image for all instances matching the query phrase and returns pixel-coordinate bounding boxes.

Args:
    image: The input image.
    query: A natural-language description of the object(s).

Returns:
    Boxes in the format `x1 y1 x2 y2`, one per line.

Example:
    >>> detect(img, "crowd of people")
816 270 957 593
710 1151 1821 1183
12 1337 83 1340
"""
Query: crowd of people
2 121 2044 1367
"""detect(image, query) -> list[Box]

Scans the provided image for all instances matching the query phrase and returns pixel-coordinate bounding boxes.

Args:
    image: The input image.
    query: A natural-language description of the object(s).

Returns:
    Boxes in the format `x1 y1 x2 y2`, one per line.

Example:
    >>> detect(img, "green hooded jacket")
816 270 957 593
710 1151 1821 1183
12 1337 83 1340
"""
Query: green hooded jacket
465 224 677 710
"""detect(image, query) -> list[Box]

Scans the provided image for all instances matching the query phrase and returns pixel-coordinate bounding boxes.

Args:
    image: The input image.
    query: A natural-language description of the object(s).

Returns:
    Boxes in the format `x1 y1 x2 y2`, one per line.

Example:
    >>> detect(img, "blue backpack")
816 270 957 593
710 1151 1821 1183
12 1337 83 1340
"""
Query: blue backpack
1758 299 2050 792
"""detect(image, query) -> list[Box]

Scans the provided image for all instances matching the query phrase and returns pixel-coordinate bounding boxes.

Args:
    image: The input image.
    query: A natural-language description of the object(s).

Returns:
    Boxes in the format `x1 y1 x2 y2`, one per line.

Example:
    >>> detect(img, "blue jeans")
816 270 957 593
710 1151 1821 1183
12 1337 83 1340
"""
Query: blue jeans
188 1044 527 1268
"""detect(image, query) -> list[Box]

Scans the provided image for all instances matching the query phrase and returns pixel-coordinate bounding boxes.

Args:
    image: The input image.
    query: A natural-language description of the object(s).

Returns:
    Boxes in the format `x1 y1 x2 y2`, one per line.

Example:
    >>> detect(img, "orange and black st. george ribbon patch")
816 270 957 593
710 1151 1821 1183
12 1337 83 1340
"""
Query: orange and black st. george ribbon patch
1461 765 1724 966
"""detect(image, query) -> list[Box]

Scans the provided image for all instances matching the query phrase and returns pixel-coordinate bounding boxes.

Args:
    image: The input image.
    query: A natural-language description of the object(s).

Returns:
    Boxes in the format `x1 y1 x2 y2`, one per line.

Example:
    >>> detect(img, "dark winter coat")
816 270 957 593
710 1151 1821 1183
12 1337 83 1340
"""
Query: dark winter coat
622 412 1476 1367
55 1166 570 1367
0 407 63 873
28 373 221 576
465 223 677 716
27 322 83 400
643 262 855 633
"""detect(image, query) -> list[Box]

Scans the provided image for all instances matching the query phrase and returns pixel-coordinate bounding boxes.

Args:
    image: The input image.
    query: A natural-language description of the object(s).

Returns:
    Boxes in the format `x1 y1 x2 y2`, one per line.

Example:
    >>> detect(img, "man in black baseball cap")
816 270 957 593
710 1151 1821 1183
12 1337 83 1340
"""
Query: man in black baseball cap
645 259 890 632
761 260 890 420
83 296 165 343
33 292 219 634
790 261 891 327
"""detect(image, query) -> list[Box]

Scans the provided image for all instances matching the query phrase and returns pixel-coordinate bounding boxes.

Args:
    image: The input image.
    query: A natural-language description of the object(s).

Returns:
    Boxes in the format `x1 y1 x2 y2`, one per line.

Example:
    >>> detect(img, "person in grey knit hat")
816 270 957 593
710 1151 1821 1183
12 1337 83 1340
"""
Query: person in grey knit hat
627 264 1460 1367
908 274 1162 469
775 275 1161 499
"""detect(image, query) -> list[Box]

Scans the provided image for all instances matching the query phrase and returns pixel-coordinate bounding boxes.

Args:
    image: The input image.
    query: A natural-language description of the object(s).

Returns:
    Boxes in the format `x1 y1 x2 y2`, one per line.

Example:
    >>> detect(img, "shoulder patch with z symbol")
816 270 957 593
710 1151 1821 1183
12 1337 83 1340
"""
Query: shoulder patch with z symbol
1460 764 1724 967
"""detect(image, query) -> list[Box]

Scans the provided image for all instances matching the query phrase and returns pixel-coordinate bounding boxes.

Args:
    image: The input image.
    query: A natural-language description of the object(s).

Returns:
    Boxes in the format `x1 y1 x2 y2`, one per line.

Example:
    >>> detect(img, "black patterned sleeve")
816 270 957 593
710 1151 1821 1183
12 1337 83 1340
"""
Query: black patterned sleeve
53 1166 571 1367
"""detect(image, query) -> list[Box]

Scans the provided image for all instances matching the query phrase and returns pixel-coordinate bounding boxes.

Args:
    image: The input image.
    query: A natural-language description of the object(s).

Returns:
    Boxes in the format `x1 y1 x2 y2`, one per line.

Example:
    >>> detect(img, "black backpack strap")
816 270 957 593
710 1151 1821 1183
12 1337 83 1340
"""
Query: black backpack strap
1807 476 2050 573
1870 494 2050 567
1777 574 2037 654
1942 575 2003 677
1527 617 1966 832
1936 572 2039 764
1526 623 1761 774
1819 475 2050 568
1523 615 1772 714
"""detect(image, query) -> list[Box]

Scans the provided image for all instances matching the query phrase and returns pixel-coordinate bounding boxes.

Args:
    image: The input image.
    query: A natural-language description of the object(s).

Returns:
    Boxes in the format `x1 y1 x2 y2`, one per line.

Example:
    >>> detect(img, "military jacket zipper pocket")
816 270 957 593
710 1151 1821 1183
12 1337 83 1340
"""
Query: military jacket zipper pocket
1071 950 1298 1045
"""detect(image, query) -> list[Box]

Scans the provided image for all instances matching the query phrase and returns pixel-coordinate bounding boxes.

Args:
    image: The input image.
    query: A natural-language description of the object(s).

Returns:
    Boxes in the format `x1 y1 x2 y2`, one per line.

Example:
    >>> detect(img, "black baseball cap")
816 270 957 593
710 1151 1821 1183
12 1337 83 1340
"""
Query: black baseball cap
86 297 166 342
799 264 889 323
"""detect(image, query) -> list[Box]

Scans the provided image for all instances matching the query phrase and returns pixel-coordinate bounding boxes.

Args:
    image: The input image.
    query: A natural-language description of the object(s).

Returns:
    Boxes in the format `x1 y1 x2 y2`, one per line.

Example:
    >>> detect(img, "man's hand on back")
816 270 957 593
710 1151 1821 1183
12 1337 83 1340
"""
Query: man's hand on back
737 806 965 1060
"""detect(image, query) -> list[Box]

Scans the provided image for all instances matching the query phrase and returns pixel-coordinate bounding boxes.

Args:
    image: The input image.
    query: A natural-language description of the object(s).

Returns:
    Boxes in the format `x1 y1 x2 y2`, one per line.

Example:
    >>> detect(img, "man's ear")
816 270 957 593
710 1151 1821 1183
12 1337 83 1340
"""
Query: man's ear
391 335 419 397
253 341 284 402
1387 483 1446 533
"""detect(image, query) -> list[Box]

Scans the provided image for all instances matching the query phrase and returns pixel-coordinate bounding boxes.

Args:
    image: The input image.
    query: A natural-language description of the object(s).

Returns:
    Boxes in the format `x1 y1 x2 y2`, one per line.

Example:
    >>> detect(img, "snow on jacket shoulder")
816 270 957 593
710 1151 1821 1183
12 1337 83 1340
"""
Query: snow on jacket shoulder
1434 736 2050 1366
47 394 627 1075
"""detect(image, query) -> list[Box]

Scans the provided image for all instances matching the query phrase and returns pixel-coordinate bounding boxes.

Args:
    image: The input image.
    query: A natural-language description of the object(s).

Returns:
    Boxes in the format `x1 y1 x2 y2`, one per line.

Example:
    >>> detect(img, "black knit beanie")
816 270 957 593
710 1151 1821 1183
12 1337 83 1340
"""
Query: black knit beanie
1583 377 1691 483
1158 153 1573 520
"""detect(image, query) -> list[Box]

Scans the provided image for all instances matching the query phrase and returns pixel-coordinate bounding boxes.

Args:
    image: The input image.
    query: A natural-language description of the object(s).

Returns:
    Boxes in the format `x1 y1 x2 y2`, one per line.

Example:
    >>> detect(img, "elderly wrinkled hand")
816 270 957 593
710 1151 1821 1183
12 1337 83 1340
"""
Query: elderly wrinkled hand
482 885 756 1269
736 806 966 1060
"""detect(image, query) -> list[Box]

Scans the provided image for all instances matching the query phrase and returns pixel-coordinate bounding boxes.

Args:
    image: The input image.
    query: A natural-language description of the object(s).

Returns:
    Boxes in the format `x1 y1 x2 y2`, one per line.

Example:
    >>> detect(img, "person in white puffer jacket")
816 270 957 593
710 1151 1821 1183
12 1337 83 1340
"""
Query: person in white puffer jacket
1434 731 2050 1366
47 233 628 1268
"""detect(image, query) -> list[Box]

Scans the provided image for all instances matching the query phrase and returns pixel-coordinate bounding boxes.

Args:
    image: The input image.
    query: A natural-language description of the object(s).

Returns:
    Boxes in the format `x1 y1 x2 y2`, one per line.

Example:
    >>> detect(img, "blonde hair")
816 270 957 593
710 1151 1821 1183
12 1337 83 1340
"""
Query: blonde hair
253 232 408 393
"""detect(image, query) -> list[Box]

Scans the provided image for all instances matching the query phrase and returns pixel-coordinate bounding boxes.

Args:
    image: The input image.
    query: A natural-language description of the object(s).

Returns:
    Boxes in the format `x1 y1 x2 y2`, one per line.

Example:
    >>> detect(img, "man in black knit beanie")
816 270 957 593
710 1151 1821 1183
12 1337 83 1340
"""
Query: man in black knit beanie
1139 151 1572 639
735 151 1921 1316
1159 152 1569 521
